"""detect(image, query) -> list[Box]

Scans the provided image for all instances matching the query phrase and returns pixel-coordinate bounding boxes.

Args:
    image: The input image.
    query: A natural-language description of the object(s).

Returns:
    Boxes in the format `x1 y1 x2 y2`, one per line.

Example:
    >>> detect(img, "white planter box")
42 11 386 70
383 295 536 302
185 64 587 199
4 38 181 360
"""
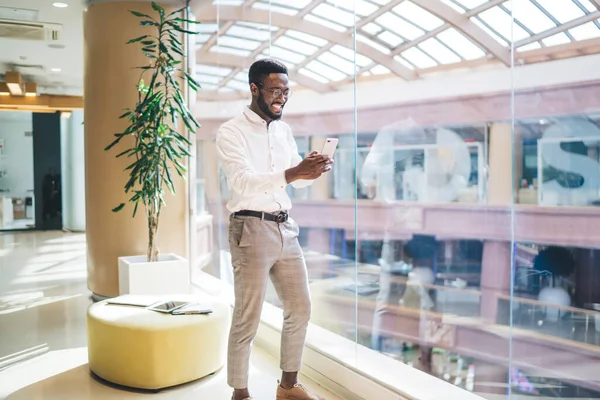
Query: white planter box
118 254 190 295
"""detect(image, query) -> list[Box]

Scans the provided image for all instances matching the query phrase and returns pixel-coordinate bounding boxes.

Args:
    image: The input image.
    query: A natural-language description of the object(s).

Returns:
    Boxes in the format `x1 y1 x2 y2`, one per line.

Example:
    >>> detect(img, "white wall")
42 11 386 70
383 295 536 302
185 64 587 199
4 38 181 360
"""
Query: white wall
61 110 86 231
0 113 34 200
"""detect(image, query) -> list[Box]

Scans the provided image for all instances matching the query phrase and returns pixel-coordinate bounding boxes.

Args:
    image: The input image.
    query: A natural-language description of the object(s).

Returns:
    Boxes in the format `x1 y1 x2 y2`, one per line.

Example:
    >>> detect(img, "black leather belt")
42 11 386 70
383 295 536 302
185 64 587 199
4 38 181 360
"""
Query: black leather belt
233 210 289 223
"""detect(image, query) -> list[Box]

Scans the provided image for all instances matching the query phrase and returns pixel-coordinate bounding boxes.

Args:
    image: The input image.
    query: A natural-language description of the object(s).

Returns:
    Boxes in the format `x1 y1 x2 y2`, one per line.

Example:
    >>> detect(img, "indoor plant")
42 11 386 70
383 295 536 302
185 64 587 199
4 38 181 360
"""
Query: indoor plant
105 1 200 294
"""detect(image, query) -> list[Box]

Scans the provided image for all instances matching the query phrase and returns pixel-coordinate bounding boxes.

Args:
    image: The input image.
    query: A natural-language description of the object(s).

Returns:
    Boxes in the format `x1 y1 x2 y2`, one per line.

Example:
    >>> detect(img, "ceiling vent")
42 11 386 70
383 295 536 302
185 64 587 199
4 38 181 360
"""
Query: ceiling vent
0 19 62 41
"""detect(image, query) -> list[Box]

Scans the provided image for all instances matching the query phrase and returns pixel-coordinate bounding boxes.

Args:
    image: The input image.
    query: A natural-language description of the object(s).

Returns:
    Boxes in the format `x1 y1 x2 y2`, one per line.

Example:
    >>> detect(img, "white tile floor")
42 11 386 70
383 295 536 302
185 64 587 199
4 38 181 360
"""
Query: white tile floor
0 231 343 400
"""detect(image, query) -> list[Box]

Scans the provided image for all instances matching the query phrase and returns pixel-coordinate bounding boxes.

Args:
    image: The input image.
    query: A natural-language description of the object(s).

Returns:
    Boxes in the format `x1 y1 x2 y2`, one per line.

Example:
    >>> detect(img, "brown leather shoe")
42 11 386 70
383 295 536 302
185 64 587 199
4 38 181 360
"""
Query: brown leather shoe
276 383 319 400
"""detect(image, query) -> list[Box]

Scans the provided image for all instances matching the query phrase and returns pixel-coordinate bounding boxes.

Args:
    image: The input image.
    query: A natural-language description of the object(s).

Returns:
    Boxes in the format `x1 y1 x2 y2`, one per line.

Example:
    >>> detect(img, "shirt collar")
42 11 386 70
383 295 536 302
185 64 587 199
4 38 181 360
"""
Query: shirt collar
243 106 268 126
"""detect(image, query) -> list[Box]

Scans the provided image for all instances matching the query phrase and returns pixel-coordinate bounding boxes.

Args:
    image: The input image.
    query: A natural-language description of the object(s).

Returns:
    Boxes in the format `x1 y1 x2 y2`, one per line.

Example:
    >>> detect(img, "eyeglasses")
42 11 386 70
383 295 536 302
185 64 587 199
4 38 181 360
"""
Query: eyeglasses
257 83 293 99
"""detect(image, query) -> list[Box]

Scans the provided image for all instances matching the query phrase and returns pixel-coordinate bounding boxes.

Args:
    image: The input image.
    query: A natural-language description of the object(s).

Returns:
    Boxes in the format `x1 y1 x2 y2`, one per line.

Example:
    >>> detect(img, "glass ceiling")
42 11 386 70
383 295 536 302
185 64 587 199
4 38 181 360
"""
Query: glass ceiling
197 0 600 93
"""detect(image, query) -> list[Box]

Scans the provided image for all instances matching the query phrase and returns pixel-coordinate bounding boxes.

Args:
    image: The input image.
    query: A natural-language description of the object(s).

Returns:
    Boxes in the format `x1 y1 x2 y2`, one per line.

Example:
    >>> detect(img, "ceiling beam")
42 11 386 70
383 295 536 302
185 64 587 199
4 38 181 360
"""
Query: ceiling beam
0 94 83 111
194 5 417 81
515 11 600 48
198 52 334 92
589 0 600 10
412 0 511 66
218 0 326 89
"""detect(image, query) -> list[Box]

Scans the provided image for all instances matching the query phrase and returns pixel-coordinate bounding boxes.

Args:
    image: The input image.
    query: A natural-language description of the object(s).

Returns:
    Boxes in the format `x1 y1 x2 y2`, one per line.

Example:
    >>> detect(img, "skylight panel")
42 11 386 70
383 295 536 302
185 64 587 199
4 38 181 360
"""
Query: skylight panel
299 68 331 84
304 14 347 32
569 21 600 40
286 30 329 46
534 0 586 24
394 55 416 70
253 3 299 16
512 0 556 34
577 0 598 13
196 34 211 44
317 52 356 75
328 0 379 16
197 65 232 77
226 80 250 91
330 45 374 67
227 25 272 42
419 38 461 64
378 31 404 47
275 36 319 56
376 13 425 40
393 1 444 31
362 22 383 35
370 65 392 75
234 72 248 83
478 7 530 41
356 34 392 54
237 22 278 31
209 46 252 57
261 46 306 64
452 0 488 9
305 60 348 81
542 32 571 47
198 23 218 34
197 75 221 85
312 3 356 27
200 83 218 90
217 36 262 50
400 47 438 68
471 17 508 44
437 28 486 60
218 87 235 93
517 42 542 52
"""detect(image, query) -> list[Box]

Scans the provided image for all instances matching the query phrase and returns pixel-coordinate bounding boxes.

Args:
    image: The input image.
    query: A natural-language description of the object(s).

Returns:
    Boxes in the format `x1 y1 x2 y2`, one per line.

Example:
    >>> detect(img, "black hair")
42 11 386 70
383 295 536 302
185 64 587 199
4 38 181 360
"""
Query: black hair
248 58 288 86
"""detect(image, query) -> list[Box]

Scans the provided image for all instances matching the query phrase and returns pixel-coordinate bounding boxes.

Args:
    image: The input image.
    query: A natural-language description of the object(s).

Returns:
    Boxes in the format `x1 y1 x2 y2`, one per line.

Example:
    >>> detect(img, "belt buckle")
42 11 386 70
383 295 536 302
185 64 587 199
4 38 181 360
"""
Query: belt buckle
276 211 288 223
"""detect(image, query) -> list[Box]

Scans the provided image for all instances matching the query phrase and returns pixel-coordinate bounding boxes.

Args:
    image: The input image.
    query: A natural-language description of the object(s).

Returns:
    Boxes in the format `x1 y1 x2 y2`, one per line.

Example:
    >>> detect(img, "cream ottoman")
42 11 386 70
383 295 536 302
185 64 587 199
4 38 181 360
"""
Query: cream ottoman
87 294 230 390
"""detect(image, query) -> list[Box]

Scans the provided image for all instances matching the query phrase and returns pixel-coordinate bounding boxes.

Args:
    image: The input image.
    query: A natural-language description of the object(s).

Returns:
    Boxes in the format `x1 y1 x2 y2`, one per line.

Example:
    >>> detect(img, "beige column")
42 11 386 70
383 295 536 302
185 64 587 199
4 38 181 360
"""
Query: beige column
480 241 512 322
487 123 523 205
84 2 189 297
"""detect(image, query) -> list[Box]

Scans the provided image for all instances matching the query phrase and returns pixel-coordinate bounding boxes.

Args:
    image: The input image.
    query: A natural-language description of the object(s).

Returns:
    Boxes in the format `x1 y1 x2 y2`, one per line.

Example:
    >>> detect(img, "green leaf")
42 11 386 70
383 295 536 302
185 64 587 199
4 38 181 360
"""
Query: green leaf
112 203 126 213
174 17 201 24
141 40 154 45
126 35 149 44
130 11 152 18
151 2 164 15
140 20 159 27
167 6 186 17
132 202 139 218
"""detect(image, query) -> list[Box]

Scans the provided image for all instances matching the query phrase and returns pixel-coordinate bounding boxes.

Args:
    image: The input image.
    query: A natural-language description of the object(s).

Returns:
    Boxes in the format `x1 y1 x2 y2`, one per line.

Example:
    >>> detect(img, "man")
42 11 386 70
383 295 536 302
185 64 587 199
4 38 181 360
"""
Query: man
216 58 333 400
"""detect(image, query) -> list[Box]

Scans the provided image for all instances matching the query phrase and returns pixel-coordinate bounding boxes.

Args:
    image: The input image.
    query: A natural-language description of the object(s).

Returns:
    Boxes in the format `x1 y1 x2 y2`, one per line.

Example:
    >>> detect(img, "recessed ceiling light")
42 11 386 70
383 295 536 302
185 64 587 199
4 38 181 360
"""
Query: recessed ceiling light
53 2 68 8
51 68 62 73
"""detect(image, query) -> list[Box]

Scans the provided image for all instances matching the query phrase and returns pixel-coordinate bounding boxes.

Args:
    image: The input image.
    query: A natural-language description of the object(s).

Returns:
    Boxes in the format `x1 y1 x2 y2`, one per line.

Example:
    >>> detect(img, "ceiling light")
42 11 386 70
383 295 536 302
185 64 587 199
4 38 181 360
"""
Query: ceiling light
5 72 24 97
53 2 69 8
51 68 62 73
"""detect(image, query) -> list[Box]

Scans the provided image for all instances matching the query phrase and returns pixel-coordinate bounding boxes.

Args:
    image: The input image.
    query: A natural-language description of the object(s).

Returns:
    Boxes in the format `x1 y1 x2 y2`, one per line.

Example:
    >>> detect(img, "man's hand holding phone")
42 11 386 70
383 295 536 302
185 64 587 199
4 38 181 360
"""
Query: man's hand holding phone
285 138 338 183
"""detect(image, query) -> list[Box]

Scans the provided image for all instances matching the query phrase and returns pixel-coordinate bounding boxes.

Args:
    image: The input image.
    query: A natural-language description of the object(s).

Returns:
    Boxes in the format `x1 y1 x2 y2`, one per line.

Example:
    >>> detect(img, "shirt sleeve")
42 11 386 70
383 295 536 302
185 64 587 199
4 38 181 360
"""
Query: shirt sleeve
216 125 287 197
288 130 314 189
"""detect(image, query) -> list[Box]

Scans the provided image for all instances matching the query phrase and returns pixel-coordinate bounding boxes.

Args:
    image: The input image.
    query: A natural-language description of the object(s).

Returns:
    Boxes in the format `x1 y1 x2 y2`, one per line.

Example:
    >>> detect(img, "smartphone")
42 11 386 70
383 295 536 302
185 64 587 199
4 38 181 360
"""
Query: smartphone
321 138 339 158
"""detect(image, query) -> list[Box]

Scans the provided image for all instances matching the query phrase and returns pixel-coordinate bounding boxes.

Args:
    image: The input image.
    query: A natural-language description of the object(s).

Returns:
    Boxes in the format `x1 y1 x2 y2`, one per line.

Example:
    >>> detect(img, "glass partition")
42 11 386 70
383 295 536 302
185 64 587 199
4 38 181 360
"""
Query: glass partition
192 0 600 398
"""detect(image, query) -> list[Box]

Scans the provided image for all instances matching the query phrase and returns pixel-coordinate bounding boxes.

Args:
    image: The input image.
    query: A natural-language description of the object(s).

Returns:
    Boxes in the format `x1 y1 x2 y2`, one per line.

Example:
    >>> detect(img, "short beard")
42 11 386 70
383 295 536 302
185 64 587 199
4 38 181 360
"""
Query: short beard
258 90 283 121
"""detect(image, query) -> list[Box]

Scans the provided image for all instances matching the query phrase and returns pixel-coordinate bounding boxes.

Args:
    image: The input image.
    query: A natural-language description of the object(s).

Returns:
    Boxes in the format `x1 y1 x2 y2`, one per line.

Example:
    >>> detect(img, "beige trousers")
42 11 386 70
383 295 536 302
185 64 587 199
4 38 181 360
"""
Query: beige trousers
227 214 311 389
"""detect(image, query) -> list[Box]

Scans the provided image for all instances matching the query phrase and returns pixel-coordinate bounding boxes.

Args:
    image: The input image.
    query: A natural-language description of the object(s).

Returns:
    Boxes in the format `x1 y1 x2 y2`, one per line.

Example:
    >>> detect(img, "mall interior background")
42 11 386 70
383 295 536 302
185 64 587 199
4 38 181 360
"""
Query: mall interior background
191 0 600 398
1 0 600 398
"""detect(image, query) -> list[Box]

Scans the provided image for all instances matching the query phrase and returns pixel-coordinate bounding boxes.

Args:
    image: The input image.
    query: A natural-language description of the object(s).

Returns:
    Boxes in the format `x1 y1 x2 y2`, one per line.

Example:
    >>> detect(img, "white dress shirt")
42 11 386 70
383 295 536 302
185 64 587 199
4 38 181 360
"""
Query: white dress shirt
216 106 313 213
